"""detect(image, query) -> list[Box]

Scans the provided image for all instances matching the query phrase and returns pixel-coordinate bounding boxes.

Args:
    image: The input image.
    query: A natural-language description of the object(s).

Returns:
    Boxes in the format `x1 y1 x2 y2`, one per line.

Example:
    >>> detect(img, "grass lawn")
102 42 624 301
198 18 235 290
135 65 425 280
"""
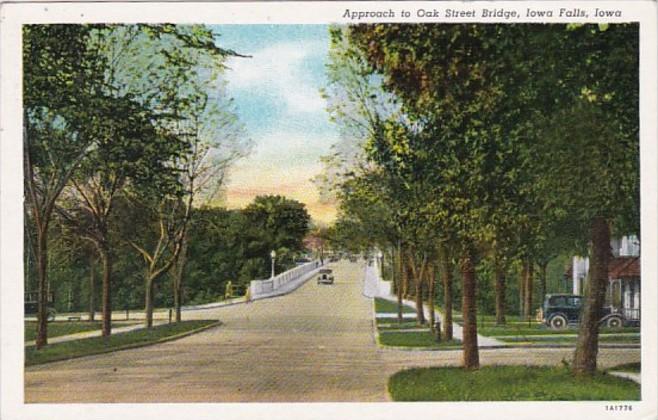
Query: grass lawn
389 366 640 401
379 330 461 349
25 321 105 341
609 362 641 373
375 298 416 314
498 334 640 344
25 320 218 366
478 324 639 337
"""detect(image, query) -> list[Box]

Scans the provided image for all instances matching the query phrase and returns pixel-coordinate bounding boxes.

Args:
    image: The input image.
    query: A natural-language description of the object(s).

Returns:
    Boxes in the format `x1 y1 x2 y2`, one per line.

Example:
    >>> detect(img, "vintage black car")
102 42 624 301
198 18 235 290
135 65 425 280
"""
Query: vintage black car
317 268 334 285
539 293 625 329
24 291 56 321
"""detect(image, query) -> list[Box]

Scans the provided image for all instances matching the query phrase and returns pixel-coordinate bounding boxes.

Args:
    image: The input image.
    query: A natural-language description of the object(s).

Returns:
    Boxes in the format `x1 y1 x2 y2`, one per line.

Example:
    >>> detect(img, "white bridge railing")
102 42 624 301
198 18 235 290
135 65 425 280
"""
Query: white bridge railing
250 260 322 297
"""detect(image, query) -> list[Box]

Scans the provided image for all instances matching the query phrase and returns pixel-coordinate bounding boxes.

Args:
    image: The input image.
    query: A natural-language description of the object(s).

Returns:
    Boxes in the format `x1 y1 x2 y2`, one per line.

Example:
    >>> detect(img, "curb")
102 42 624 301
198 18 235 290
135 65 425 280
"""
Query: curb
379 344 463 352
182 299 246 312
25 320 222 367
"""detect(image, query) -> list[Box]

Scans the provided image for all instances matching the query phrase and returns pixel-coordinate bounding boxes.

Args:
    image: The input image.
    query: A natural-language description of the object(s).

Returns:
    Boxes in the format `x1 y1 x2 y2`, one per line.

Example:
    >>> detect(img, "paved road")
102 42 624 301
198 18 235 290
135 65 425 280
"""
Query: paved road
24 260 640 403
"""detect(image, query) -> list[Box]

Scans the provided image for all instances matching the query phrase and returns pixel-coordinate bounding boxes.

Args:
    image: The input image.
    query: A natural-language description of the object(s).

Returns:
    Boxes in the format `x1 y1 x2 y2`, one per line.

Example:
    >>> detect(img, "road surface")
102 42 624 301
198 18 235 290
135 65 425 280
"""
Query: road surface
24 260 640 402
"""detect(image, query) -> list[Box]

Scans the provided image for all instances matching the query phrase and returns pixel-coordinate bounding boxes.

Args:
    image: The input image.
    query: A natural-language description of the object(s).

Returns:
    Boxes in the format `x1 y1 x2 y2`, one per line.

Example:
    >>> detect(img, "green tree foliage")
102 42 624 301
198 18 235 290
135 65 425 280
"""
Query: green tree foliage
528 24 639 375
24 23 249 340
242 195 311 277
23 24 110 348
330 23 639 373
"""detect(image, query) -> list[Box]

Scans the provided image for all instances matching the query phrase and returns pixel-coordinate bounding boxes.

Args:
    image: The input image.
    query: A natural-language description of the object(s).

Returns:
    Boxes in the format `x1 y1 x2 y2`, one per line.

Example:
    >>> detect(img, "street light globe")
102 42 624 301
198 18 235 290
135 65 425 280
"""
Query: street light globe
270 250 276 259
377 251 383 259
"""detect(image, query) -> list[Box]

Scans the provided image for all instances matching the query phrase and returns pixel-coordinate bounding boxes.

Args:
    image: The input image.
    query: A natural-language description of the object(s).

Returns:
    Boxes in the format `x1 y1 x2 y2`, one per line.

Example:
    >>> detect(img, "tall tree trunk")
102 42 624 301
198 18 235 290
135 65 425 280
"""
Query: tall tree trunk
173 235 188 322
494 258 506 325
145 276 155 328
402 256 409 299
523 259 534 320
573 217 610 375
461 249 479 370
427 263 436 331
396 243 404 323
35 228 48 349
538 261 548 305
440 246 454 340
100 247 112 337
519 261 527 317
88 254 96 322
408 253 426 325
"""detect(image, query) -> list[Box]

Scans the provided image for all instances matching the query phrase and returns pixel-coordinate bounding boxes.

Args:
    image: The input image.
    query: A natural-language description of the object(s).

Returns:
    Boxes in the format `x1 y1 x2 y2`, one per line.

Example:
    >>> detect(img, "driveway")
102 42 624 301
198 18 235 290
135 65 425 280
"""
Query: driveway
24 260 640 403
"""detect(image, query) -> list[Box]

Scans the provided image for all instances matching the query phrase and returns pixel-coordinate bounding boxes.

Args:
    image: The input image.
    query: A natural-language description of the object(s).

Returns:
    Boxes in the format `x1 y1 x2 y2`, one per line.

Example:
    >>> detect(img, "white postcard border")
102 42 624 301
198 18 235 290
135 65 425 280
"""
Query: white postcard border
1 2 656 419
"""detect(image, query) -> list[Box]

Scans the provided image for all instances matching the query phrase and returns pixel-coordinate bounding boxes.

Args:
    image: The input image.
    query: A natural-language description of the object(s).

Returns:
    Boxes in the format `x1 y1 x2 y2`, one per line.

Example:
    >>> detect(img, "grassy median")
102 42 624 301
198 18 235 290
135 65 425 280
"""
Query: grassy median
25 321 105 341
499 334 640 344
378 330 461 349
25 320 219 366
478 324 640 337
389 366 641 401
374 298 416 314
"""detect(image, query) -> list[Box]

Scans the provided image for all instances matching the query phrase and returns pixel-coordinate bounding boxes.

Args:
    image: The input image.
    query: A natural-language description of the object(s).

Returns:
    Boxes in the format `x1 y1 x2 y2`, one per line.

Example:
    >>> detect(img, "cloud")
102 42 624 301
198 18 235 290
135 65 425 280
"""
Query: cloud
246 130 338 165
225 40 328 115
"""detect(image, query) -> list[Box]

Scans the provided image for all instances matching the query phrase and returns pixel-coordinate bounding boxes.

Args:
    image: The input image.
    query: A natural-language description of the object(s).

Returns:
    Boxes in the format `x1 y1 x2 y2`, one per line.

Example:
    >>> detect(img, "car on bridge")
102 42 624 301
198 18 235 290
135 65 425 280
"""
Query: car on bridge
317 268 334 285
539 293 627 329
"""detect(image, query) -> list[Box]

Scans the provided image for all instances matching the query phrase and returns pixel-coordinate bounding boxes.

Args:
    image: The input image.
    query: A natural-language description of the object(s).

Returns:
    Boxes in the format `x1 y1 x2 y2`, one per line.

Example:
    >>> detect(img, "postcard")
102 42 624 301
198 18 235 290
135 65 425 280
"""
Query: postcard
1 1 656 419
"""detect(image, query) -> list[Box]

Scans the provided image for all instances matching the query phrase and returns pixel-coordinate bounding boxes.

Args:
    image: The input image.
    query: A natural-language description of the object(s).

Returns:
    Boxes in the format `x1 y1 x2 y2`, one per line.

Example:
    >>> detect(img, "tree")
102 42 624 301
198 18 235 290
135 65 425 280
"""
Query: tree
168 69 248 322
23 25 109 348
242 195 311 275
122 30 242 326
55 24 240 332
525 24 639 375
321 27 411 321
348 24 537 369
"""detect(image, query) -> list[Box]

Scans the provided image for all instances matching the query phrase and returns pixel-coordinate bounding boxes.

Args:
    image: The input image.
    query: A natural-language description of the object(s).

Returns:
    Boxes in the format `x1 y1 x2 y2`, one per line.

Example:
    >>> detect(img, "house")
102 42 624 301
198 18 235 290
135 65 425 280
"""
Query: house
569 235 640 324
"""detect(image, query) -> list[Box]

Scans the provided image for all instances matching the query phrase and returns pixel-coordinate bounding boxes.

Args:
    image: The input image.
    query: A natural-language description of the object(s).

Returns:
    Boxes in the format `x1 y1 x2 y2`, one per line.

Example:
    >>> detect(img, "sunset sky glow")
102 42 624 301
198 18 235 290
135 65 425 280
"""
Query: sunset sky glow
212 25 339 224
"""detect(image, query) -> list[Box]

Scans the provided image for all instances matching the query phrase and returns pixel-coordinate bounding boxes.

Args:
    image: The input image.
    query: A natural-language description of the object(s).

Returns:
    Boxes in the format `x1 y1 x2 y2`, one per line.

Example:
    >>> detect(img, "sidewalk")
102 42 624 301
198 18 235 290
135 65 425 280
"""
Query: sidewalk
363 264 506 347
24 320 167 347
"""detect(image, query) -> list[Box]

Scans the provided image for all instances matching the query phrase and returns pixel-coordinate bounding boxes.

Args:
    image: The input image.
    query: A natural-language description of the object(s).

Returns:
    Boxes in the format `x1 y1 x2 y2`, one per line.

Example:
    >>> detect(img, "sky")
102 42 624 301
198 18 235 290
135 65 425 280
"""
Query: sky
211 25 339 224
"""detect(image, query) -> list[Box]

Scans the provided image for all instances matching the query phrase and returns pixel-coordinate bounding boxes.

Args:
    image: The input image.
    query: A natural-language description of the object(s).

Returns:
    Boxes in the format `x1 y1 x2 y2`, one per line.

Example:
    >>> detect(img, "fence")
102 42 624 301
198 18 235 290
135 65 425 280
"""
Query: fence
622 308 640 321
249 260 321 297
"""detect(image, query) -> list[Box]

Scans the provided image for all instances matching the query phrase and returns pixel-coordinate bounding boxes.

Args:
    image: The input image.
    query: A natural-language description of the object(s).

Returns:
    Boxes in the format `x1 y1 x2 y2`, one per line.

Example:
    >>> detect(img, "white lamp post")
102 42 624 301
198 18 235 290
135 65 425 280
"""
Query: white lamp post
270 250 276 278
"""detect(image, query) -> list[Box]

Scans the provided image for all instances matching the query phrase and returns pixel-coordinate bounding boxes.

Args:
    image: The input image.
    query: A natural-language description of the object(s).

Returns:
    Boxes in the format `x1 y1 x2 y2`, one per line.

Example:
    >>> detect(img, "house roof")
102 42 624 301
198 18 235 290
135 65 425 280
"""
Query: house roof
564 256 640 280
609 256 641 279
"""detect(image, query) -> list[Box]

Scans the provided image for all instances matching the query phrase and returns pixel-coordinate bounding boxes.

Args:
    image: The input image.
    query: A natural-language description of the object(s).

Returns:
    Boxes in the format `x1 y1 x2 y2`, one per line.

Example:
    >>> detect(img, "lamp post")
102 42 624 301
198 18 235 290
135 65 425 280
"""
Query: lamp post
377 250 383 272
270 250 276 278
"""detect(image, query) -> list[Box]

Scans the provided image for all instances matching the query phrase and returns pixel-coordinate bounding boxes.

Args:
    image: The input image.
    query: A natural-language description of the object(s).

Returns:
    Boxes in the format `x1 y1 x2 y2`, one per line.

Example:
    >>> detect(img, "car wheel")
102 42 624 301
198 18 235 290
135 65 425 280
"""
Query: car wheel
606 316 623 328
549 314 568 330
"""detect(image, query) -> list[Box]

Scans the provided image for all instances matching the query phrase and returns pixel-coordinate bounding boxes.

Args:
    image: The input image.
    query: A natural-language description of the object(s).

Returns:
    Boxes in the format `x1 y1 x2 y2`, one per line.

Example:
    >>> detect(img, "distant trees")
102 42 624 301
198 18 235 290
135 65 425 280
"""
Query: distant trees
243 195 311 275
25 195 311 330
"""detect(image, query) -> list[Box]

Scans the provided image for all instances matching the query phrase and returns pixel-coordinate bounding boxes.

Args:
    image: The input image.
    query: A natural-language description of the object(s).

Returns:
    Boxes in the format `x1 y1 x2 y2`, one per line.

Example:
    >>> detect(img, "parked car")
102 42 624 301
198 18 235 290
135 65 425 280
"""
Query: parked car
24 291 56 321
317 268 334 285
539 293 626 329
